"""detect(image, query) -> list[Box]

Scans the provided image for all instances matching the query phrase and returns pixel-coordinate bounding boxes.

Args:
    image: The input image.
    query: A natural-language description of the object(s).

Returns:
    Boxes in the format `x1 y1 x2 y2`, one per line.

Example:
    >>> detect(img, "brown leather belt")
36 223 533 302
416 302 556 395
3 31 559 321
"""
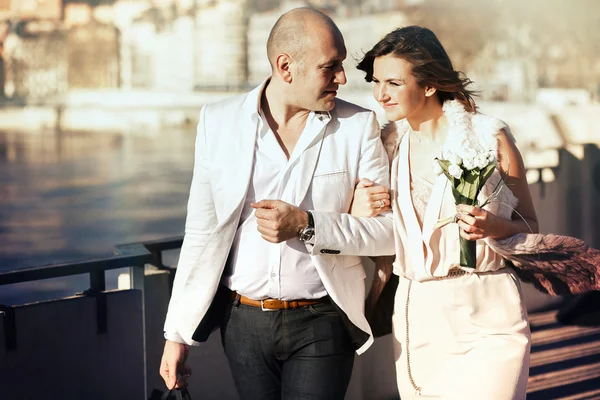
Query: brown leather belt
232 292 329 311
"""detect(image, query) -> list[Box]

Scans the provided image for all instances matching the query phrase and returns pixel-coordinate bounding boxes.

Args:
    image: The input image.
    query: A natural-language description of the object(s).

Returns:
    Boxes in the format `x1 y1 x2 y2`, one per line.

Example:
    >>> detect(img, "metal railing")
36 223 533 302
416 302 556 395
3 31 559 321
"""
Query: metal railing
0 235 183 291
0 235 185 399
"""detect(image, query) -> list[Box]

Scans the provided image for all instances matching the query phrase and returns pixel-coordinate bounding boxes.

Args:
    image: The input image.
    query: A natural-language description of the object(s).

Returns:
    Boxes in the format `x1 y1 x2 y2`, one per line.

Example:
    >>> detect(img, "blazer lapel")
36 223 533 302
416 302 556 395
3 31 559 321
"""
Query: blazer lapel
293 116 330 205
422 174 449 241
397 133 425 266
217 86 263 218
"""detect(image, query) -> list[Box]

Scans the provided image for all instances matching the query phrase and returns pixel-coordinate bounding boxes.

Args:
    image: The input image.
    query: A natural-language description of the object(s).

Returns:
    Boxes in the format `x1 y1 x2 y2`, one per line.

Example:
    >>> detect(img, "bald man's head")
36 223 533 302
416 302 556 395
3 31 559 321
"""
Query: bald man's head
266 7 343 70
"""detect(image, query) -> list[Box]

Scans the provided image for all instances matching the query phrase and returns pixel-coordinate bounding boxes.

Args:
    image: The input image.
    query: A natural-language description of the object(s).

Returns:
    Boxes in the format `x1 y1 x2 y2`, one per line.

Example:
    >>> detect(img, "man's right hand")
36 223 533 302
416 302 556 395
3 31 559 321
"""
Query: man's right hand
160 340 192 390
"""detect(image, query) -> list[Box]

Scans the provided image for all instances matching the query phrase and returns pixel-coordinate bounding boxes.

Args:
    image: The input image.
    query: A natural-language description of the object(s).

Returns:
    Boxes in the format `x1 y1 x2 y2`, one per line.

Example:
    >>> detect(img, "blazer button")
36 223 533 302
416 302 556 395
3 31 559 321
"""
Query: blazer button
320 249 341 254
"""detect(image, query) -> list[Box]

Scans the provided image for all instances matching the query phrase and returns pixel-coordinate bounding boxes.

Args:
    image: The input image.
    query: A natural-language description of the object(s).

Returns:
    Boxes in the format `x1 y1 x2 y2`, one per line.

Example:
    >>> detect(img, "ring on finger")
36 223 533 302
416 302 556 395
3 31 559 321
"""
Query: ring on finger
378 199 385 209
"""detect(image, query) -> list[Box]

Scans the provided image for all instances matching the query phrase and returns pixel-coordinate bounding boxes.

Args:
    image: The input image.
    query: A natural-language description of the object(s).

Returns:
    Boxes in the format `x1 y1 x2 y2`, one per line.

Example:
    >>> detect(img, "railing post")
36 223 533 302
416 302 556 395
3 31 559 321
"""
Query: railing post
129 264 145 292
89 270 106 292
87 271 107 334
130 263 147 400
0 305 17 351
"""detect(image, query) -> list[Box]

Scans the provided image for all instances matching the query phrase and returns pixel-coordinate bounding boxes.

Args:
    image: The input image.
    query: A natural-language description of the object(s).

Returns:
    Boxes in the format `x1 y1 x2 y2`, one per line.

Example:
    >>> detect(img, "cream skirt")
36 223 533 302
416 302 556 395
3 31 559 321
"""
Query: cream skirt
392 268 531 400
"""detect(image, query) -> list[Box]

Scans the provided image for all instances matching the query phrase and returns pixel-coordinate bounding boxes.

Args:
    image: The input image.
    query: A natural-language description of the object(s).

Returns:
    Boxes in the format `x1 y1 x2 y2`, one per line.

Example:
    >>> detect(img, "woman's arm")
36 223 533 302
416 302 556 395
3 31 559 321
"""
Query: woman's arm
456 129 539 240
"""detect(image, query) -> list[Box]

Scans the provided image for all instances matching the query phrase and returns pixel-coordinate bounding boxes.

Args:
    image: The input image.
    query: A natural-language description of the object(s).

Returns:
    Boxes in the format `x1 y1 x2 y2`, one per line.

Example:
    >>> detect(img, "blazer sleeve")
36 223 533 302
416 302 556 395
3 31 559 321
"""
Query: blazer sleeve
310 111 396 257
164 105 218 344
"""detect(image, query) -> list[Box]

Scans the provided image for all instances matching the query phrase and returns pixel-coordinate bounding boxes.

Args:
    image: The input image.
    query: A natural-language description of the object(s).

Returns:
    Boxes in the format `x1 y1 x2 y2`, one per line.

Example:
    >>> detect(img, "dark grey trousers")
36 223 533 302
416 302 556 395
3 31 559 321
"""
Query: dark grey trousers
220 300 355 400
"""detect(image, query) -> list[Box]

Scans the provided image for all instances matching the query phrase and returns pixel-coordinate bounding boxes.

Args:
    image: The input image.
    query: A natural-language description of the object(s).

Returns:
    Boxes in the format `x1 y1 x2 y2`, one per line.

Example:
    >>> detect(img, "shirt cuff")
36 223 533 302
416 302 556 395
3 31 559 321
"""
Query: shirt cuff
164 331 186 344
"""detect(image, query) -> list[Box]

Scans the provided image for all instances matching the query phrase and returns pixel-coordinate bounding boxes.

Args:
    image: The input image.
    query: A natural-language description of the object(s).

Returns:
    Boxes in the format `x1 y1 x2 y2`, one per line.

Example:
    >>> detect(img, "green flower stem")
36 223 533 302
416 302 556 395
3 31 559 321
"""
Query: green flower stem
457 197 477 268
459 233 477 268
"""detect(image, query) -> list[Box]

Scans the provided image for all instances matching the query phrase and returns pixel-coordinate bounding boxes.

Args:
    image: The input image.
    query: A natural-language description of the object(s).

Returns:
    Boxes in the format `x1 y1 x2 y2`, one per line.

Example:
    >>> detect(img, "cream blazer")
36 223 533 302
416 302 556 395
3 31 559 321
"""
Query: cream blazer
164 81 395 354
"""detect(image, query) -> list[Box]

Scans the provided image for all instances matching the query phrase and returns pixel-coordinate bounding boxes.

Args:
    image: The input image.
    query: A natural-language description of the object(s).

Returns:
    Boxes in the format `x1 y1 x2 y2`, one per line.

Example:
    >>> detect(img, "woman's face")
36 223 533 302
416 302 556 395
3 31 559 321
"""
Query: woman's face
372 54 427 121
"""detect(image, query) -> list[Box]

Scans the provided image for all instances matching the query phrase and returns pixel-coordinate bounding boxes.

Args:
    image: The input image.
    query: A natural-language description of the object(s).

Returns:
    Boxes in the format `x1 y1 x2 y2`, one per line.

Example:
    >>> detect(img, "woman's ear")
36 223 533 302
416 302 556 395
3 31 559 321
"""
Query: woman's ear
424 86 437 97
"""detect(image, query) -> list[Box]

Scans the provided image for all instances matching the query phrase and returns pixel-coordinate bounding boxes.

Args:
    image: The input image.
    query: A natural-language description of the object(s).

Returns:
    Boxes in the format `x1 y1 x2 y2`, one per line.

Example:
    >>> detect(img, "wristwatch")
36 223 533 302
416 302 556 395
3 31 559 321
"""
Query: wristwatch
298 211 315 242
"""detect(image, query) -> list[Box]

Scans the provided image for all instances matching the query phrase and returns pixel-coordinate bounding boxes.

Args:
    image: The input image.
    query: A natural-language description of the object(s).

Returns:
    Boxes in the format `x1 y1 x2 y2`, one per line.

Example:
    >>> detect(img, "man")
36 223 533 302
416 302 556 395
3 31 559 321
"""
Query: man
160 7 394 399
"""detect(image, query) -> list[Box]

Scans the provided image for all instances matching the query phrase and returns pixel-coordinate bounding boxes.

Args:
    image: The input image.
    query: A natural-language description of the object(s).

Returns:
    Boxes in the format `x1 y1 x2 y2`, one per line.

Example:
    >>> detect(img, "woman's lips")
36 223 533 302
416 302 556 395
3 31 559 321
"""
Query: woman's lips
382 103 397 109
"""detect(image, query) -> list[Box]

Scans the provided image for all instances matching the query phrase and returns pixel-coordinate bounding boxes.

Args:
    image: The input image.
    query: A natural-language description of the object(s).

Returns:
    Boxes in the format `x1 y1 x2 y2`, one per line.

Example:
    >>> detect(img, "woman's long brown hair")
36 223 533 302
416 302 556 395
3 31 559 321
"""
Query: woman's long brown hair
357 26 477 113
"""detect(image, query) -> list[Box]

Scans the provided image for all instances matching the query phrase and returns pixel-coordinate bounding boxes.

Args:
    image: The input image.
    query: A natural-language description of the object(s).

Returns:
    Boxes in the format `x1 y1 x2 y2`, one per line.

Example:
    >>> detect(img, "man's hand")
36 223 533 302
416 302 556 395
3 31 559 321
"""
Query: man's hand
251 200 308 243
160 340 192 390
350 178 391 217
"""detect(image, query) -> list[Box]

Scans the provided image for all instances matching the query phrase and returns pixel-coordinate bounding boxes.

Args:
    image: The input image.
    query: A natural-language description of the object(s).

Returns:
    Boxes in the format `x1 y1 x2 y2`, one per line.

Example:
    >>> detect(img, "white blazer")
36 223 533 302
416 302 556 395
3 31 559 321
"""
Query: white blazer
164 81 395 355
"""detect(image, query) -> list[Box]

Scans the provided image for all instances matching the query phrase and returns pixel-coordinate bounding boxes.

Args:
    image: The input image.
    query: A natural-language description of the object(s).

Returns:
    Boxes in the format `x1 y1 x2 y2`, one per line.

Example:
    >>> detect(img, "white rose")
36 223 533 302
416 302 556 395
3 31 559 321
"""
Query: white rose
460 148 478 170
432 161 444 176
448 164 463 179
448 153 462 166
463 148 478 160
476 153 489 169
462 157 476 170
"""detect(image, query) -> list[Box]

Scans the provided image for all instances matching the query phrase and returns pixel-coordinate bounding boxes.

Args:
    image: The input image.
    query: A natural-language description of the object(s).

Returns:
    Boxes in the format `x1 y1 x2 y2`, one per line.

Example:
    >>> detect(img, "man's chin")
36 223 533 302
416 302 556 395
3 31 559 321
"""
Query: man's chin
319 99 336 111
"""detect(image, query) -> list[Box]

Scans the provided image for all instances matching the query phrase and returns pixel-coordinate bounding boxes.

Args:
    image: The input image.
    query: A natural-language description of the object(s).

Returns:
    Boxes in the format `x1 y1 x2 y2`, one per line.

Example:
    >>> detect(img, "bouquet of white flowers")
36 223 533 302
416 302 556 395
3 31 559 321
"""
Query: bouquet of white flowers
434 148 498 268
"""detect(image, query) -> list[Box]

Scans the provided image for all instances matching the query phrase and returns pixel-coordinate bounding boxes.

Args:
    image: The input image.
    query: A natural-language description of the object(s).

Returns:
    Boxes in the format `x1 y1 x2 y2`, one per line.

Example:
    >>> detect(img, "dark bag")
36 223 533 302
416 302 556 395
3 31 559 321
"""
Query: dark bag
149 388 192 400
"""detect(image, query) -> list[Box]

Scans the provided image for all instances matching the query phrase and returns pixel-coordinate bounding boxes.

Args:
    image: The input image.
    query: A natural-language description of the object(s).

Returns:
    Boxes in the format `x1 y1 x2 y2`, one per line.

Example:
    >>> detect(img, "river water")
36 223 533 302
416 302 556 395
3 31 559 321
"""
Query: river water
0 129 195 305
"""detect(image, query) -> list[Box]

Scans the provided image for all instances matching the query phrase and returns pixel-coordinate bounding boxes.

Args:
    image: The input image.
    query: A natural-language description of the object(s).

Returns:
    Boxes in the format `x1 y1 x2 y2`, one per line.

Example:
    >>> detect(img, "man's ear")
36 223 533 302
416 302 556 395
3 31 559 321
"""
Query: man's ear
276 53 293 83
424 85 437 97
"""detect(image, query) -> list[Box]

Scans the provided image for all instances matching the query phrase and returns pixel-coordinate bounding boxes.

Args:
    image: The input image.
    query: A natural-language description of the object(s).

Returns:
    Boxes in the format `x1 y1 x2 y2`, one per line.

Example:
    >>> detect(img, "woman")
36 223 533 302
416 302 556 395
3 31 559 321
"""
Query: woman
352 26 538 399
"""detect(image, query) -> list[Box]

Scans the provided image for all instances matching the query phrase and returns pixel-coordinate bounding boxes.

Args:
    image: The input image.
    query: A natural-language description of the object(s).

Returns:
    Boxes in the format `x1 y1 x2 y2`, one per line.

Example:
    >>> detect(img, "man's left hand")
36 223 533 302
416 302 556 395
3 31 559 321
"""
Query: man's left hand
251 200 308 243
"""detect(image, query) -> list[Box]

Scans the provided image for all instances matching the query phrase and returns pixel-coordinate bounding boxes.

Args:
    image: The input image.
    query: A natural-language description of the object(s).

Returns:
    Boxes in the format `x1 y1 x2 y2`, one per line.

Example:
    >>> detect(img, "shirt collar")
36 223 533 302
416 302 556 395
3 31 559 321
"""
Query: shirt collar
314 110 332 123
248 77 270 123
247 77 333 124
257 109 331 140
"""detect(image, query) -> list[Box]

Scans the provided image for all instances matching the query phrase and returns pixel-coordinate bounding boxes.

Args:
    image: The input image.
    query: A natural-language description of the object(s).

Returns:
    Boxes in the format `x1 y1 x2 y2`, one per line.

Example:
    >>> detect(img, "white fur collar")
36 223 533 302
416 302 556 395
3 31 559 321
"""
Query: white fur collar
380 100 508 163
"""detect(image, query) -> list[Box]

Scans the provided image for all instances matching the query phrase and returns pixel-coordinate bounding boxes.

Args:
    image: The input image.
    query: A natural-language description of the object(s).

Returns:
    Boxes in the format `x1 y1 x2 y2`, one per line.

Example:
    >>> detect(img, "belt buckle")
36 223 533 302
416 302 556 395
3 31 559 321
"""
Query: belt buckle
261 300 278 312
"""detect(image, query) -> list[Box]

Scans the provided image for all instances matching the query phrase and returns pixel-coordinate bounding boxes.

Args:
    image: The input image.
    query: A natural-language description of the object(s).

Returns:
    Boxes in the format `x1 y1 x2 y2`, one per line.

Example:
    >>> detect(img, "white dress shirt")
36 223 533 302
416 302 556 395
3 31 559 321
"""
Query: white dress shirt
222 110 330 300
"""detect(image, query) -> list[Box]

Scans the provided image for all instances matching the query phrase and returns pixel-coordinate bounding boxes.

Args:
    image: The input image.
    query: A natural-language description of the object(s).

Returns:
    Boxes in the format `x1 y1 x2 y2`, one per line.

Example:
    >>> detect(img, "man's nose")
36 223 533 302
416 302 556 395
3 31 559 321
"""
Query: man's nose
334 67 347 86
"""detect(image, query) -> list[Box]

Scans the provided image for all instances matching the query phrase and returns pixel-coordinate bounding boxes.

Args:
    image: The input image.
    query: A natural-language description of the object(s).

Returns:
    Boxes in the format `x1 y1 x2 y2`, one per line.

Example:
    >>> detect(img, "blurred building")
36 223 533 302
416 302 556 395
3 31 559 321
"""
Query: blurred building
67 21 120 89
536 88 592 109
195 0 249 90
2 20 119 99
118 7 196 90
0 0 598 101
3 20 68 99
469 40 538 102
0 0 62 20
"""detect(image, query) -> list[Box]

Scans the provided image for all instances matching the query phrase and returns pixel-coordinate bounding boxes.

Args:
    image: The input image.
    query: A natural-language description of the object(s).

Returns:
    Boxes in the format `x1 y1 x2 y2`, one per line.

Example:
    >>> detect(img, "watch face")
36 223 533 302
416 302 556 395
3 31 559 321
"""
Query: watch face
300 227 315 242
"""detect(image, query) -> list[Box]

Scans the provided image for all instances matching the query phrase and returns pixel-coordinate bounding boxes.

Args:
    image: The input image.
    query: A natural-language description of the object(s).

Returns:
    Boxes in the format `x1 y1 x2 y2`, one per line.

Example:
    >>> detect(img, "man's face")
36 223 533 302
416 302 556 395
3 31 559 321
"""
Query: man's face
292 29 347 112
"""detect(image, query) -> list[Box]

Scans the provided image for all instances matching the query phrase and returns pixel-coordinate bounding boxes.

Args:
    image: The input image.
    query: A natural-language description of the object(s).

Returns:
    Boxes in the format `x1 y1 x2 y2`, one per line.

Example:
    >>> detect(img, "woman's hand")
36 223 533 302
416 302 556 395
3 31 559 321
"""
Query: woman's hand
350 178 391 217
455 204 508 240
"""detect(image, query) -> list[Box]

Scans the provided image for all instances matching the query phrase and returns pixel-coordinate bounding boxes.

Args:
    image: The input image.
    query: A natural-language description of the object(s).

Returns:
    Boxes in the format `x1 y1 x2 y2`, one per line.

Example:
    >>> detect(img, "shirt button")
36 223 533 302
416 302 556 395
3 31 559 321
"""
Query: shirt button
271 273 277 278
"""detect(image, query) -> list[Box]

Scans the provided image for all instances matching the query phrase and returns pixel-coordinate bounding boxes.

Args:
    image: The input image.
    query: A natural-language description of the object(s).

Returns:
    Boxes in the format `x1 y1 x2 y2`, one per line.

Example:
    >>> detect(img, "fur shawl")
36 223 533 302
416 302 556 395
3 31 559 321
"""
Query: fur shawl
380 100 513 163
